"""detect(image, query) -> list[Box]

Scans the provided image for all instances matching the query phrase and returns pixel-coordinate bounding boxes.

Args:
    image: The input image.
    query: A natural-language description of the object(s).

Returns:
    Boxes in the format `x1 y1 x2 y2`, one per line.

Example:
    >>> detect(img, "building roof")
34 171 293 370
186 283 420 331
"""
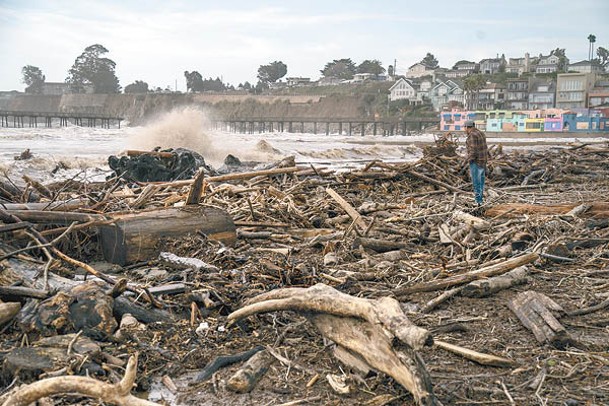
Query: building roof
408 62 434 70
480 58 503 64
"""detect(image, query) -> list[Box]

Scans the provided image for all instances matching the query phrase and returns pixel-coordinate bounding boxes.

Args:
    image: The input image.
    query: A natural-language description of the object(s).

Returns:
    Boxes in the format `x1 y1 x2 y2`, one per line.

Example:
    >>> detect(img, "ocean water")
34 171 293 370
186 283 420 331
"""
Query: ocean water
1 107 608 186
0 107 428 185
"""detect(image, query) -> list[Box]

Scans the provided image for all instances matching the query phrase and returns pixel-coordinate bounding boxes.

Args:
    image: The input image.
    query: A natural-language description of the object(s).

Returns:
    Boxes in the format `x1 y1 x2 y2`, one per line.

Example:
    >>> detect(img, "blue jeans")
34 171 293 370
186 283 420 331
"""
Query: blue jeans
469 162 486 205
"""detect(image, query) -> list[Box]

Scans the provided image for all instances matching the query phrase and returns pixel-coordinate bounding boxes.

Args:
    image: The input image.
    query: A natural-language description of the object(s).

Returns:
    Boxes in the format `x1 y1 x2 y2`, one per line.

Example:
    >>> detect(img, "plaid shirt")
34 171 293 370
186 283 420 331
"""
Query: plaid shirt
466 128 489 166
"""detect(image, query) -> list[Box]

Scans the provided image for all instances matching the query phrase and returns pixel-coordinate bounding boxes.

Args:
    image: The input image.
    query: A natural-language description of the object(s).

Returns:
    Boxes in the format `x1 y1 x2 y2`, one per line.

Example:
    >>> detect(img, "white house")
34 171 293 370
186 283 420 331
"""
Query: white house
388 78 422 104
535 54 563 74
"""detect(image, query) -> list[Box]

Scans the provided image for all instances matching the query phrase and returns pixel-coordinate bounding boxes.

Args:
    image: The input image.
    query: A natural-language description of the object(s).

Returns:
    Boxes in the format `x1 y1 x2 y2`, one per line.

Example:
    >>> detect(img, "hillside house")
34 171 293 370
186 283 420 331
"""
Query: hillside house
388 78 422 104
535 54 564 74
528 79 555 110
429 79 464 111
419 78 433 93
406 62 436 78
476 82 505 110
589 79 609 108
505 78 530 110
479 57 506 74
568 60 605 74
556 72 597 109
453 61 479 75
445 69 470 78
505 53 531 75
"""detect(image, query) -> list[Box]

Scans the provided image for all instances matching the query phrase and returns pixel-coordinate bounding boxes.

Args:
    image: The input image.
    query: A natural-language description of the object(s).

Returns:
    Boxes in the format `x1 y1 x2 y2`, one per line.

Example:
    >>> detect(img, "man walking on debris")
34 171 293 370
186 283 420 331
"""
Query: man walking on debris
464 120 489 206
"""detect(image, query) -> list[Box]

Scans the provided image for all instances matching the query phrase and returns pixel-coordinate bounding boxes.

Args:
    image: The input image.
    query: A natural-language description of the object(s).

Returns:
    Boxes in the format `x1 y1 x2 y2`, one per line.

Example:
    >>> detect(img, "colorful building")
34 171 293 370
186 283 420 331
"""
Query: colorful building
439 109 609 133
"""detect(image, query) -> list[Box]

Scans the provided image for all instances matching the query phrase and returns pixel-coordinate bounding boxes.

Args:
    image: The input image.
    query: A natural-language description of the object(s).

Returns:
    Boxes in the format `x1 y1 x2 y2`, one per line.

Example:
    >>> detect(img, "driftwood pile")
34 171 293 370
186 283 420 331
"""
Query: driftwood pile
1 141 609 405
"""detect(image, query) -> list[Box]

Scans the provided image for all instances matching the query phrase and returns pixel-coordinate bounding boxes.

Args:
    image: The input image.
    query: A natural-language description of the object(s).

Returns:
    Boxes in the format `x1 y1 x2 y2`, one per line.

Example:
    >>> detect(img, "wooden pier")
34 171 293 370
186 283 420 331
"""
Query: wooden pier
0 111 124 129
210 117 439 136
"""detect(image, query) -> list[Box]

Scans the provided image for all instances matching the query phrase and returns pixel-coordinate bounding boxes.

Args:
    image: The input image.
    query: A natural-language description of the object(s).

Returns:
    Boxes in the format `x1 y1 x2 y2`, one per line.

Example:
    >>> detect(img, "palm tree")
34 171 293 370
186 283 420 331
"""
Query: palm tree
464 74 486 110
588 34 596 60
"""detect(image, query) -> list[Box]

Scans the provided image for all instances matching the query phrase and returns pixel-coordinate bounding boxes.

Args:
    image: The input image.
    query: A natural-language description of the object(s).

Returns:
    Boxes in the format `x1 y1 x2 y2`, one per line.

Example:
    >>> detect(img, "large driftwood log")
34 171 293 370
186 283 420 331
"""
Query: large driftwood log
461 266 529 298
0 354 159 406
230 284 431 350
154 166 301 188
485 202 609 218
422 267 529 313
3 210 105 224
395 253 538 297
99 205 236 265
228 284 436 405
507 291 573 349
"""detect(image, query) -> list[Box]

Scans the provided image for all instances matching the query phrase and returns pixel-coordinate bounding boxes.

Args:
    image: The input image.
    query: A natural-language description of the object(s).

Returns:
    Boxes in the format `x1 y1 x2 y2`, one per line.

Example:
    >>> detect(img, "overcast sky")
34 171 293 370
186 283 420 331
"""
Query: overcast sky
1 0 608 92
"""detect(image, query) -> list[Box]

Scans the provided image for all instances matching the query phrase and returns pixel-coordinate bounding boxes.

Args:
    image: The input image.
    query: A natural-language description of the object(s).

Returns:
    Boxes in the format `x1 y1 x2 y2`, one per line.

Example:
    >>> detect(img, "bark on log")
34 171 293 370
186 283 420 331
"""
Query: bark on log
22 175 52 199
485 202 609 218
395 253 538 296
226 349 275 393
186 169 206 205
461 266 529 298
99 205 236 265
0 286 49 301
3 210 105 224
507 291 573 349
